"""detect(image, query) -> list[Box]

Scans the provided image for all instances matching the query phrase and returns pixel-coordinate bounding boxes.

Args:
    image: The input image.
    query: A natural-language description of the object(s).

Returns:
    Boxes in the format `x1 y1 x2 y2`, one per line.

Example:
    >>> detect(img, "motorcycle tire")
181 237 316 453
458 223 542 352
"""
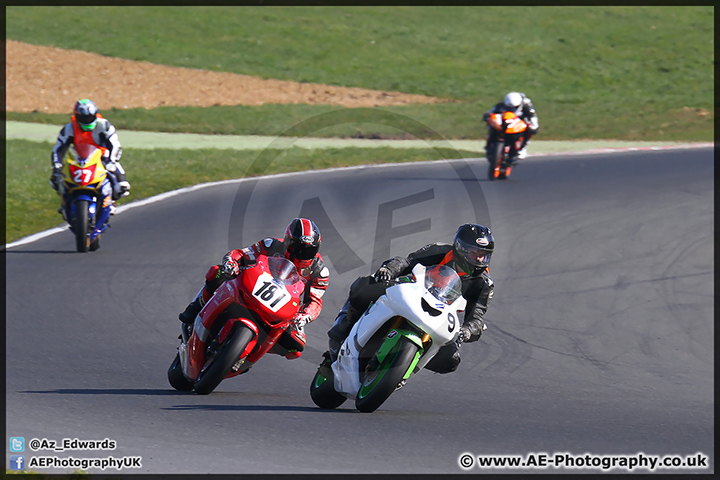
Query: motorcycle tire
167 353 193 391
355 336 418 413
193 322 255 395
310 363 347 409
487 143 503 181
74 199 90 253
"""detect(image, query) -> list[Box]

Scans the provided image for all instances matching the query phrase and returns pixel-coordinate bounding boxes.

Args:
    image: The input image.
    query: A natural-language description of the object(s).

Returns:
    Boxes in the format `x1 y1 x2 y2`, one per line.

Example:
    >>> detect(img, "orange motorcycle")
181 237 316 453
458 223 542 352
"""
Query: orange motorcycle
485 111 529 180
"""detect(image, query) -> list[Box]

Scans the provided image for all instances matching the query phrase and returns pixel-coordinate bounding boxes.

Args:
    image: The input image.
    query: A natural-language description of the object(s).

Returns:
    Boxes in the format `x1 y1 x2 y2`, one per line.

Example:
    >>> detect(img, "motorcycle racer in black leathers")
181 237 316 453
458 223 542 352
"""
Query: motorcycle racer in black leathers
324 224 495 374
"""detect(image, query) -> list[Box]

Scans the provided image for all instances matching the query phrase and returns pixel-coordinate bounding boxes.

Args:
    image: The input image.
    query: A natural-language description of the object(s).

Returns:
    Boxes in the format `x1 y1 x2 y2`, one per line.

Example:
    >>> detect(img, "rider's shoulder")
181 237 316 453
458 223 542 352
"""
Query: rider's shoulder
481 268 494 285
59 123 74 135
426 242 453 251
261 237 283 249
96 117 116 133
311 255 330 278
411 242 452 258
489 102 504 113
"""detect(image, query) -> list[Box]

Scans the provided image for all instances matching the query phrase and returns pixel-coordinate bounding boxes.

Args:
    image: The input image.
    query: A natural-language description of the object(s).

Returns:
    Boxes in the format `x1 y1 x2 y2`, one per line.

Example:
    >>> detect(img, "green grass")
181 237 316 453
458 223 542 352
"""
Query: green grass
5 469 87 477
5 140 476 244
4 6 714 243
6 6 714 141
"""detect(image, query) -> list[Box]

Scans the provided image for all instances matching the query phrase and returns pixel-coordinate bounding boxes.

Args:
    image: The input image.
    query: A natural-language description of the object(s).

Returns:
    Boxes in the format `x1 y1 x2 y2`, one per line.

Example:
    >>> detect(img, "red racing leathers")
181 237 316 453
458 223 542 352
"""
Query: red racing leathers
200 237 330 358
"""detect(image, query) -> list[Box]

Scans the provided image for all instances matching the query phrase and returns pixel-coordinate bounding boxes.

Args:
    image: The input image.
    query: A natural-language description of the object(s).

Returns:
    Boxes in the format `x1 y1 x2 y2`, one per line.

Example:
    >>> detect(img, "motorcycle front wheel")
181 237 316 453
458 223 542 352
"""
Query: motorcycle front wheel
310 361 347 409
74 199 90 252
193 322 256 395
355 336 418 413
167 353 193 391
487 142 503 181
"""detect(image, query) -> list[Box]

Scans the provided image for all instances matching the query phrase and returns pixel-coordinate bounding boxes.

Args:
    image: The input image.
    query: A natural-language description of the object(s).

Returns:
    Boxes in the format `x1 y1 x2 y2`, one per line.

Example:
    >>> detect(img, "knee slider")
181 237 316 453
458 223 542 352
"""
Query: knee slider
205 265 221 282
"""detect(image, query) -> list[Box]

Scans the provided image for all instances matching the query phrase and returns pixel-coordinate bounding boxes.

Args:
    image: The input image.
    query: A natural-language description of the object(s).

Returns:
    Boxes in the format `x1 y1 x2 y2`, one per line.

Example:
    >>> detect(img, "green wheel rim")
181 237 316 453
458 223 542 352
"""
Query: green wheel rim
358 344 399 399
313 372 328 389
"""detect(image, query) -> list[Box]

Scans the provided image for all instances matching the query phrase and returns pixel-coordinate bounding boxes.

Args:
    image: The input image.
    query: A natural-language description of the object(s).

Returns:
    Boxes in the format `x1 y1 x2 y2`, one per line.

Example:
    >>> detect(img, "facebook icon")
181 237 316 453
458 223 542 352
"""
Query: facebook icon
9 455 25 470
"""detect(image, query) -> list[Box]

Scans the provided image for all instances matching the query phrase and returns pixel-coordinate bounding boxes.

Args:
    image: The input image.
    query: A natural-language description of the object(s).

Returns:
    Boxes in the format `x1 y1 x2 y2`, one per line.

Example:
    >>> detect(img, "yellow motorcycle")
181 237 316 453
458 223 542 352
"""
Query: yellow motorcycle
58 143 113 252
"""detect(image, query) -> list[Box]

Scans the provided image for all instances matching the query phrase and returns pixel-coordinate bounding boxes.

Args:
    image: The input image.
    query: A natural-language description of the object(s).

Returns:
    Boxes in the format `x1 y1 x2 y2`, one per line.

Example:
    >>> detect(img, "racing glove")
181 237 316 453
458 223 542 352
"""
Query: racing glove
374 267 393 283
50 172 62 191
221 258 240 277
292 312 313 328
457 318 487 343
49 163 63 190
115 181 131 198
457 326 472 344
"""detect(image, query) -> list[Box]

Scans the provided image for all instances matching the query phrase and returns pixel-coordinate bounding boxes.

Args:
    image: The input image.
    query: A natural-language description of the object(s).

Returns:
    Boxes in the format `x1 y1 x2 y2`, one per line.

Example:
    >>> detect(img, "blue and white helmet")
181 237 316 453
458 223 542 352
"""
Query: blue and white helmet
73 99 98 131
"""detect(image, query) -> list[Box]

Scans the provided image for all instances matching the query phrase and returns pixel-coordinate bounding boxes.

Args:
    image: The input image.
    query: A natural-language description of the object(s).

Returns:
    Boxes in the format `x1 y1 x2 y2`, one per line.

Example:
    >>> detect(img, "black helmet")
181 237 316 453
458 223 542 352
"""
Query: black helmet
453 224 494 270
284 218 322 262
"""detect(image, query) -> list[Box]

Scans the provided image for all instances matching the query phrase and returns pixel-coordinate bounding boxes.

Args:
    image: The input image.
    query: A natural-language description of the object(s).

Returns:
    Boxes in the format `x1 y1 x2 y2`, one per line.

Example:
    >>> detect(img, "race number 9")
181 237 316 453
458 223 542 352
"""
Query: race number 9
252 275 291 312
448 313 456 333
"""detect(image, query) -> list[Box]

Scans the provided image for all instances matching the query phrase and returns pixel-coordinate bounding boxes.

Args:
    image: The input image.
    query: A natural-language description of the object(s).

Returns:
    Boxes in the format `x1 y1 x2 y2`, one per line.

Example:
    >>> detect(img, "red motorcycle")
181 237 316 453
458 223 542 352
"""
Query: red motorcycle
486 110 529 180
168 255 306 394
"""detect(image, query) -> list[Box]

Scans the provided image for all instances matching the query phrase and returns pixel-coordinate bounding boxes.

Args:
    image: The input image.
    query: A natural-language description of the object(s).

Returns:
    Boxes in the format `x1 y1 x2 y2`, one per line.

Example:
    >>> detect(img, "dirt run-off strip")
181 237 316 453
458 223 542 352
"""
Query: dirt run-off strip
6 40 449 113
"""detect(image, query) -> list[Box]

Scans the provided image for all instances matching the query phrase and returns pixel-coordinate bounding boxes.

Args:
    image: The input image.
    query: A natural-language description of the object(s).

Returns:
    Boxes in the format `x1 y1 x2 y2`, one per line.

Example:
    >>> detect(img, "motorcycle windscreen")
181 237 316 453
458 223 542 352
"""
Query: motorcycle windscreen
424 265 463 305
267 255 305 286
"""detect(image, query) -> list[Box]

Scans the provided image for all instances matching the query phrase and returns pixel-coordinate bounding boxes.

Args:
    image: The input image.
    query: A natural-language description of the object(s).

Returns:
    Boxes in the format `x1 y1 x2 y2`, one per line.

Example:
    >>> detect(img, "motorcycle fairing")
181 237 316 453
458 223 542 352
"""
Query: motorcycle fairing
333 263 467 398
62 145 112 242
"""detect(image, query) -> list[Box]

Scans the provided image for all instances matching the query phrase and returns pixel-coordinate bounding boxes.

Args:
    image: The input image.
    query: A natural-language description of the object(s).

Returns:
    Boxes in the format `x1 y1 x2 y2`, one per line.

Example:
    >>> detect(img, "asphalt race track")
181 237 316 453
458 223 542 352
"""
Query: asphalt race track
5 148 714 474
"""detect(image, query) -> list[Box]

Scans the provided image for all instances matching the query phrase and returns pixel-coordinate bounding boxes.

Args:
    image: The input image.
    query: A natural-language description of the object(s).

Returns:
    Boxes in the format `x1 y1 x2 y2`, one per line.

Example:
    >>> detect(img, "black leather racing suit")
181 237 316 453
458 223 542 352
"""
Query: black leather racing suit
328 243 494 373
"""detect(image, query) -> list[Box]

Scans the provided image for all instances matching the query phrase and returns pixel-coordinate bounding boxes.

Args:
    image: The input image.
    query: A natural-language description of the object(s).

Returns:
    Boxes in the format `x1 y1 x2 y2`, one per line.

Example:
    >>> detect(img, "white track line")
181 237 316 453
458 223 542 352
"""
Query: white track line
5 143 713 249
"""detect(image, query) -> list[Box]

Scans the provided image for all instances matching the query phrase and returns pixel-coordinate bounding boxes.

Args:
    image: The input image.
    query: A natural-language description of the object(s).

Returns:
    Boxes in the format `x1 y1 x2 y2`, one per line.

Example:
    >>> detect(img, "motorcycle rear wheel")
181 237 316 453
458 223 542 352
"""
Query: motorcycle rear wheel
167 353 193 391
193 322 255 395
355 336 418 413
310 362 347 409
74 199 90 253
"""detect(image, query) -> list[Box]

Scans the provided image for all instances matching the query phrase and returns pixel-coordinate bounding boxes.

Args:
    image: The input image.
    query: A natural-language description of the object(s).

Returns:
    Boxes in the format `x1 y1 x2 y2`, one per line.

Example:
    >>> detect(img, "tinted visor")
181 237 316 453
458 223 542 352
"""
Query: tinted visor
77 113 96 126
456 238 492 267
288 242 319 261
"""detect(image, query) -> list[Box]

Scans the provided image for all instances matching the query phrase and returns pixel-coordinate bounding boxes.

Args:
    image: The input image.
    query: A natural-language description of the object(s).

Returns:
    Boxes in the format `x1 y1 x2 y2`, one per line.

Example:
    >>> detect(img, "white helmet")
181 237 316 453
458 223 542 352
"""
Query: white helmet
504 92 523 110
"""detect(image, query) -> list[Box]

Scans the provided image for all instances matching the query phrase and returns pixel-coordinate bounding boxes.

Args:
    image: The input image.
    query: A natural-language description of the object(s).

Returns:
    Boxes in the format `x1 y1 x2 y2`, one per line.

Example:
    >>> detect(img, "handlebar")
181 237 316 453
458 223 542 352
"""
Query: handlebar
373 273 415 285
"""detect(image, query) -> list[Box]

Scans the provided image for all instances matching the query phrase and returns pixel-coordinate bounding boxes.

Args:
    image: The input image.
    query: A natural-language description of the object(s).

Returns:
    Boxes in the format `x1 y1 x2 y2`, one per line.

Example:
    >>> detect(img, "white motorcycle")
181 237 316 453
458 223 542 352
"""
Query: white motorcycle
310 263 467 412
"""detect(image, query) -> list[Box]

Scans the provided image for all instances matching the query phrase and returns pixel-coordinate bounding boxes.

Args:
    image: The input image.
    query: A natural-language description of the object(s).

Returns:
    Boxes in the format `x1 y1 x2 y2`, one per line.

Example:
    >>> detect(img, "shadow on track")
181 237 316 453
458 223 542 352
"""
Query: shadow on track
6 250 78 254
22 388 183 396
163 404 355 413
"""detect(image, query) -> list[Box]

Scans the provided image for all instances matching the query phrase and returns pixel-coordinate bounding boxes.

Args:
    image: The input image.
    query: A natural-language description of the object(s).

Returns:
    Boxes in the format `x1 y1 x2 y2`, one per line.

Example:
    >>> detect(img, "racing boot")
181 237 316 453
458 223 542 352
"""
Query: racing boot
327 299 361 361
178 287 207 324
425 342 462 374
328 338 341 363
317 350 335 379
284 322 306 360
517 136 532 160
